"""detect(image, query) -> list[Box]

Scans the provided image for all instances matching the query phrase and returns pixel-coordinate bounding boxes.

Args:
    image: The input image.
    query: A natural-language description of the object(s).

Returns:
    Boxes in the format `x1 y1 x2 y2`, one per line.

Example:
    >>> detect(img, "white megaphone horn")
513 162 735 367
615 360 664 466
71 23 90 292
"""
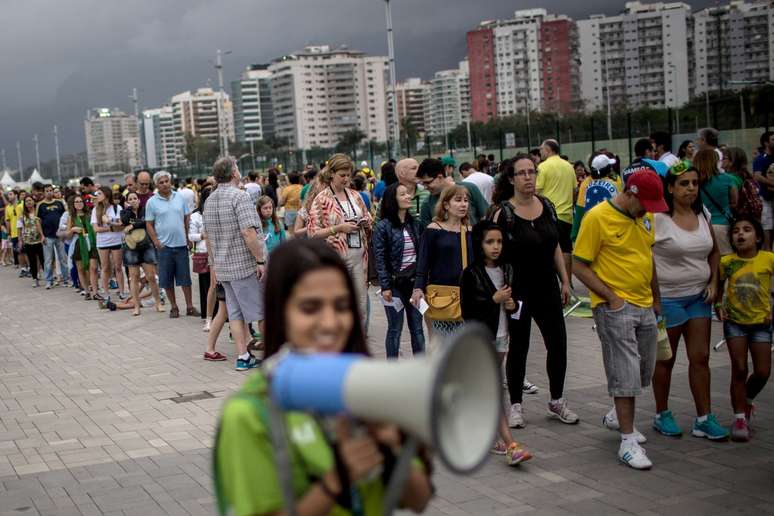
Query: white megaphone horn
268 323 501 474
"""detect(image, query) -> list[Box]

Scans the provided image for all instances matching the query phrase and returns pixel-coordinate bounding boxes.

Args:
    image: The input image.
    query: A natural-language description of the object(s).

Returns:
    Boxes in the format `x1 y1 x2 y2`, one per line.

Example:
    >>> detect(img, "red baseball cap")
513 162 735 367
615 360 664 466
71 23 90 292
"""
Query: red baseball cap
627 170 668 213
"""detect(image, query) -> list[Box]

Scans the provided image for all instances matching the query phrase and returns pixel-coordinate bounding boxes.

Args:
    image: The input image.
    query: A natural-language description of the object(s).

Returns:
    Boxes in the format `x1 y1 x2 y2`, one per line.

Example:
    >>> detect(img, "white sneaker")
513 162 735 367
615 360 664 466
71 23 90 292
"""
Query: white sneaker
522 379 539 394
203 319 211 333
618 441 653 470
602 407 647 443
602 407 620 430
508 403 525 428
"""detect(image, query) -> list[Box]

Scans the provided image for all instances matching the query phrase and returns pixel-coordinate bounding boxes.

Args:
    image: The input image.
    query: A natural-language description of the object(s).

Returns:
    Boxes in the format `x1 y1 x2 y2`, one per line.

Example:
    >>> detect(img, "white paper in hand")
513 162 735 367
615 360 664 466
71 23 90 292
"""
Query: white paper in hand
416 298 430 315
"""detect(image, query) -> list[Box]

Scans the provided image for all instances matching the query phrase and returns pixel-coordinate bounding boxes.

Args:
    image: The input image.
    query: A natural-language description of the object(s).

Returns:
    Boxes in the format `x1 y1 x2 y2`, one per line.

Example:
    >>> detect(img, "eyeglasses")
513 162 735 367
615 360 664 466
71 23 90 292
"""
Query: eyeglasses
513 169 537 178
138 182 150 186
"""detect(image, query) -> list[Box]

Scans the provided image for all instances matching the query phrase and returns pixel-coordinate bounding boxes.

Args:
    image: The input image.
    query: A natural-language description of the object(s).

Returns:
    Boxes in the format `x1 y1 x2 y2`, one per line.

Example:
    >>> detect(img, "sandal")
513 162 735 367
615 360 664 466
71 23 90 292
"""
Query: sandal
169 307 180 319
132 308 141 316
155 304 165 313
186 307 201 317
84 293 92 301
491 440 508 455
204 351 227 361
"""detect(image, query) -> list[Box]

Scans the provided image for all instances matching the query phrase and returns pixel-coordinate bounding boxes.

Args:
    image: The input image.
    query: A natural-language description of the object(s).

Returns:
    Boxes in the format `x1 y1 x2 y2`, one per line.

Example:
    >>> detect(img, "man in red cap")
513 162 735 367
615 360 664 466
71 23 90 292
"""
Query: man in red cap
572 170 668 470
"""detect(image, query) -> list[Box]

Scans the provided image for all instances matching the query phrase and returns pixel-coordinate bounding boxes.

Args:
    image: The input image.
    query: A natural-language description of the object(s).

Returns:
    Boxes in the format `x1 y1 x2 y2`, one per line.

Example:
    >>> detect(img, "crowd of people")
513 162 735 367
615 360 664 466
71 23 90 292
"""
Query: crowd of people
1 127 773 513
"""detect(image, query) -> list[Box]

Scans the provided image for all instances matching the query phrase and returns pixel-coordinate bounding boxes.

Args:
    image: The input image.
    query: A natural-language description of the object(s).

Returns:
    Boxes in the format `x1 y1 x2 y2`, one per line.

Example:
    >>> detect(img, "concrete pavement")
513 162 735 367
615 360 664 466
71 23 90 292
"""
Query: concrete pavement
0 268 772 515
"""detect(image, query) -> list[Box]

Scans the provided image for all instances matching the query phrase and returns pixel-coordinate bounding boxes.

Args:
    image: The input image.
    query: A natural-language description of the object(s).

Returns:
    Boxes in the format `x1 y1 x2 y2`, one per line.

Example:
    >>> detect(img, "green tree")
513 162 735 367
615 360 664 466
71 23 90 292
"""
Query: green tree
183 133 219 166
336 129 366 153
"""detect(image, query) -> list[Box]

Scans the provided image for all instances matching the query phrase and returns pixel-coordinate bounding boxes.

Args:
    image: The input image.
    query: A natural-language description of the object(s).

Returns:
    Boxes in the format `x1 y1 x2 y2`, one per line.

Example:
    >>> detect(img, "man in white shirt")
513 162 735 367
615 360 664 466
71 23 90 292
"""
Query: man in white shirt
460 162 494 204
650 131 679 168
244 171 262 204
177 179 196 213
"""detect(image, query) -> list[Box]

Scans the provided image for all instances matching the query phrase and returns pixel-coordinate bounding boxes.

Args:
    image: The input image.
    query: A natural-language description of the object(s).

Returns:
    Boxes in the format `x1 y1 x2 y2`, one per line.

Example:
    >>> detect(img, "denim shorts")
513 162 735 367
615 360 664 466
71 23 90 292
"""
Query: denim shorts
661 293 712 329
723 320 773 344
592 302 658 397
123 245 157 266
157 246 191 289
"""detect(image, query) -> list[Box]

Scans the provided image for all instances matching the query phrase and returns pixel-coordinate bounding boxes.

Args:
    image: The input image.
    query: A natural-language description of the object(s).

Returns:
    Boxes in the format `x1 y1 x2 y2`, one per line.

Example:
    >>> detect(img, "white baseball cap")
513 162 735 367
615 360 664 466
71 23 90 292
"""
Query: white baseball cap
591 154 616 172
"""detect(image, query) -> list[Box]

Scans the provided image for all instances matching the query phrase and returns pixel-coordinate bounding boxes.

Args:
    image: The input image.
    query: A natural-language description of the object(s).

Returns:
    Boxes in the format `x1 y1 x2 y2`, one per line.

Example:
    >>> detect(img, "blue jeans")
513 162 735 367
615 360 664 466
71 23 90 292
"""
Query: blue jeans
384 287 425 358
42 237 67 284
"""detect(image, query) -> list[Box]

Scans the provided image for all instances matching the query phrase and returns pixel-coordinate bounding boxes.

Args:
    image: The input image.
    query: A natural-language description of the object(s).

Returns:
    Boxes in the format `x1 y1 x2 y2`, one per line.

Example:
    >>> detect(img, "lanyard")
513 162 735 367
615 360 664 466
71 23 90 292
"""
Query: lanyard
329 187 357 219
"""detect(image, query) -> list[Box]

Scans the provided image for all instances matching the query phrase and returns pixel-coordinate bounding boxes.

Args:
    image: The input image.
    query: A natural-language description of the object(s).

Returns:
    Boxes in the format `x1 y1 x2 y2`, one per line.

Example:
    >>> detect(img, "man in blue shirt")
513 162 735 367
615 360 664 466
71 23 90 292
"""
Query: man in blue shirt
37 184 68 289
146 171 199 318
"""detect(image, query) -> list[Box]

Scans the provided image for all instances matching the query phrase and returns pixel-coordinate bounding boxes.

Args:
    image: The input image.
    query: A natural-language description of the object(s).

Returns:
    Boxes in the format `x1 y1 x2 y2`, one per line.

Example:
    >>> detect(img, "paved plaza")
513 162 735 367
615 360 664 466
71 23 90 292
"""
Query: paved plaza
0 268 772 516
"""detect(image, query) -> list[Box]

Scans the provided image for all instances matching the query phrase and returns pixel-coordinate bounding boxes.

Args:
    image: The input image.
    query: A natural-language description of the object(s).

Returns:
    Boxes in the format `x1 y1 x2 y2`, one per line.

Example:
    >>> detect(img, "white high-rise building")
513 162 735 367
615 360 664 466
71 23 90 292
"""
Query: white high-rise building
170 88 234 161
578 1 691 111
231 64 275 143
268 45 389 149
395 78 430 136
84 108 142 174
693 0 774 95
425 60 471 137
488 9 544 117
142 106 178 169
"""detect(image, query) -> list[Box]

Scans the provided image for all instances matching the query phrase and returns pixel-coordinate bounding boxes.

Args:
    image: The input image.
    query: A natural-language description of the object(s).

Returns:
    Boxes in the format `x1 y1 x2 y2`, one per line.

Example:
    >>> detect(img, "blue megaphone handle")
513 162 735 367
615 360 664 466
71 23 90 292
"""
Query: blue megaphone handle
270 353 361 414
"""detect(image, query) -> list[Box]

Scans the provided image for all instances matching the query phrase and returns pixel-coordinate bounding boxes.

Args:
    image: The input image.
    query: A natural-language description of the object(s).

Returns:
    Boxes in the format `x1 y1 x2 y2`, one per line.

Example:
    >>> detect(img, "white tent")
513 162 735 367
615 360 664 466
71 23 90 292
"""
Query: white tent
0 170 15 189
27 169 51 185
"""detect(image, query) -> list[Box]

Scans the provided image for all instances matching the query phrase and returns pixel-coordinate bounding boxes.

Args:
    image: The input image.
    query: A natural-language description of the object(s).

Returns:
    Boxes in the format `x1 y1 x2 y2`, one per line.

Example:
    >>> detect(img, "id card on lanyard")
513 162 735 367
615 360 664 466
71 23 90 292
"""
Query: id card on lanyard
330 188 362 249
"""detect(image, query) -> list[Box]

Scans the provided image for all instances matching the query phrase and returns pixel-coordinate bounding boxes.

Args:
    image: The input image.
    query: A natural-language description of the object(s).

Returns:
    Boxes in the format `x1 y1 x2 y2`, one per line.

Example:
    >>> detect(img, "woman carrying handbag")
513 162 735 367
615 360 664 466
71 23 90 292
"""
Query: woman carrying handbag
411 184 473 345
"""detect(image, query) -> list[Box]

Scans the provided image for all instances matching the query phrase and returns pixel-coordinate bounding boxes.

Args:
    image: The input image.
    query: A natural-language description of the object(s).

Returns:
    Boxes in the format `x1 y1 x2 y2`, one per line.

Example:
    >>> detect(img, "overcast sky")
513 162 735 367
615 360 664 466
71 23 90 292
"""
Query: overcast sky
0 0 715 167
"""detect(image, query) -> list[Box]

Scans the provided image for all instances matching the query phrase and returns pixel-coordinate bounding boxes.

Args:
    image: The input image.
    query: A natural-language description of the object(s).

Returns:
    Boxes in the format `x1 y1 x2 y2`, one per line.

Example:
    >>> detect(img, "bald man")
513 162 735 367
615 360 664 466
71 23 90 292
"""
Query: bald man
396 158 429 219
135 170 154 209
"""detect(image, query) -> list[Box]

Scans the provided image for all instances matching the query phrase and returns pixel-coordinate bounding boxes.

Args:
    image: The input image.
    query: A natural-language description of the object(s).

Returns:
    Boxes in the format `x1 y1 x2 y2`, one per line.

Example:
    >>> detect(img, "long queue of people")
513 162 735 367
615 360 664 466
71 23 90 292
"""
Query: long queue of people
1 129 773 484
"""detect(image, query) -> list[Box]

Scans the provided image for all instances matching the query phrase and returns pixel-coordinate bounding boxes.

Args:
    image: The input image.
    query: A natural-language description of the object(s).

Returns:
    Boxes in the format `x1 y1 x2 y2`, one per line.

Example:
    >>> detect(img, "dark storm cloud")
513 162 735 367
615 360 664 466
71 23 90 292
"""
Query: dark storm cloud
0 0 715 165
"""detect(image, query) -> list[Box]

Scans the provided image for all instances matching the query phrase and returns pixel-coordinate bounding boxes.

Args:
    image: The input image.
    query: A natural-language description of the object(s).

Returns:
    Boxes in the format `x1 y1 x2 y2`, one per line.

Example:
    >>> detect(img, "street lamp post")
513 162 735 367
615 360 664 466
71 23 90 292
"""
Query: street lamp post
215 49 232 158
385 0 401 159
603 42 612 141
33 133 41 174
16 141 22 180
54 125 62 186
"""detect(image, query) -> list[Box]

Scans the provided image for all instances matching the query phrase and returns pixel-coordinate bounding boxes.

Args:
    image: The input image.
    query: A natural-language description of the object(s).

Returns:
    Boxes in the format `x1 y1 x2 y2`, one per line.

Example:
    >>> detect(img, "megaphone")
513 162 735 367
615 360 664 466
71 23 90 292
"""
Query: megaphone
268 323 500 474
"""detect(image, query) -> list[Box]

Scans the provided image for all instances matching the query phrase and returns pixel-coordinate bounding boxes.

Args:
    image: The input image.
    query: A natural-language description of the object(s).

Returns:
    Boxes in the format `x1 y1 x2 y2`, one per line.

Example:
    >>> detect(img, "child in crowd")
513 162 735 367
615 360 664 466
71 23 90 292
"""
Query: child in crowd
257 195 285 254
461 220 532 466
717 216 774 442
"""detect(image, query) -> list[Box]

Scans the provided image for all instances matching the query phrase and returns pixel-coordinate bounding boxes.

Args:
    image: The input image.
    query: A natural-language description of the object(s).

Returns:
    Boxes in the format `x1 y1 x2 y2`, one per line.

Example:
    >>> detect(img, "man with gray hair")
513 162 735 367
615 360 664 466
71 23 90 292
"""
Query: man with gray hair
396 158 429 219
697 127 723 170
145 170 199 318
204 157 265 371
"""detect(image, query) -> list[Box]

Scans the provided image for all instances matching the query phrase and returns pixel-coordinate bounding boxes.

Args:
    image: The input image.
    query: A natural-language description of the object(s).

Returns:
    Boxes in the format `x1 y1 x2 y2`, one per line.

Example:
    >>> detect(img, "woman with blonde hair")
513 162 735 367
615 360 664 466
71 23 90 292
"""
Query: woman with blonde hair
411 184 473 340
308 154 373 326
696 148 738 255
91 186 125 300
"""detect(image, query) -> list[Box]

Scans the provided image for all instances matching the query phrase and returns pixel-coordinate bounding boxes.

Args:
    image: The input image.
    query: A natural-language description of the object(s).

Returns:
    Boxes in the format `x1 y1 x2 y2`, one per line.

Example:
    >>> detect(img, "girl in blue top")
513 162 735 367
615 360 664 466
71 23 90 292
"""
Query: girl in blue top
258 195 286 254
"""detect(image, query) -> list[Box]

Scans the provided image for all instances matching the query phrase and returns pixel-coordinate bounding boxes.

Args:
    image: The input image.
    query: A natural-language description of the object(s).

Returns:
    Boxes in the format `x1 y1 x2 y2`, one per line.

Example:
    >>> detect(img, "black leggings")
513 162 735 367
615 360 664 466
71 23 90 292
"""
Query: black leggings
506 285 568 404
24 243 44 280
198 271 211 319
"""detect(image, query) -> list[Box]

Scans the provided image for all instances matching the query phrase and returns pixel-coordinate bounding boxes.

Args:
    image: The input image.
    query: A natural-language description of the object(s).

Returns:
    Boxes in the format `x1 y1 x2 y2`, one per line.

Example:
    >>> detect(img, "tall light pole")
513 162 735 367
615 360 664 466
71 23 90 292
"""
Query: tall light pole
54 125 62 186
215 49 232 158
16 141 22 180
667 63 680 134
385 0 401 159
33 133 41 174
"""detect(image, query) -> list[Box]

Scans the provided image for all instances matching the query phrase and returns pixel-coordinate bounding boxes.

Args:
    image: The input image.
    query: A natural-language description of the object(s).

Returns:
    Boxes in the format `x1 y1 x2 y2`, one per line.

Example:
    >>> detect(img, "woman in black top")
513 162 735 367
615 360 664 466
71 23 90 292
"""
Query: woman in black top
491 154 577 429
411 184 473 340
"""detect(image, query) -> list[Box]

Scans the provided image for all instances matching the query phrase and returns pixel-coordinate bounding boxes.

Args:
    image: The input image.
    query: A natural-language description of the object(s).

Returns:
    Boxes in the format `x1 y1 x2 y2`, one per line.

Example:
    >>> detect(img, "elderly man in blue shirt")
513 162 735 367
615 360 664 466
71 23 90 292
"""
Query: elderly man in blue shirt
145 171 200 318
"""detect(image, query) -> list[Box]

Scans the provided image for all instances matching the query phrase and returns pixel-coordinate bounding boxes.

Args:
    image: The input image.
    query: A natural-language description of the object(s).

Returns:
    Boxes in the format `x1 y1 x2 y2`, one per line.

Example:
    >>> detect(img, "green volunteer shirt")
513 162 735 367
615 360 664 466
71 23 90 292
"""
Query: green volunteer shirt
409 185 430 220
419 181 489 228
215 371 387 516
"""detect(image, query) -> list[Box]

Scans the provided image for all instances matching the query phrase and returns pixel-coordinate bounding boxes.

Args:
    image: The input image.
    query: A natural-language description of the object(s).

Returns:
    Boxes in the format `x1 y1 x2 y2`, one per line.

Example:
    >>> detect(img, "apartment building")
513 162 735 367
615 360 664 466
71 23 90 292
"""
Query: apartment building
268 45 389 149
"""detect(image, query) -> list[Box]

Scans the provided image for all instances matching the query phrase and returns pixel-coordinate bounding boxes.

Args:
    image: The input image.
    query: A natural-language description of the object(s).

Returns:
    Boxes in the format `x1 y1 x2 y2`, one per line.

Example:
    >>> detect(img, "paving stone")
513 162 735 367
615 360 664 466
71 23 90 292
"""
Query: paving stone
1 270 772 514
